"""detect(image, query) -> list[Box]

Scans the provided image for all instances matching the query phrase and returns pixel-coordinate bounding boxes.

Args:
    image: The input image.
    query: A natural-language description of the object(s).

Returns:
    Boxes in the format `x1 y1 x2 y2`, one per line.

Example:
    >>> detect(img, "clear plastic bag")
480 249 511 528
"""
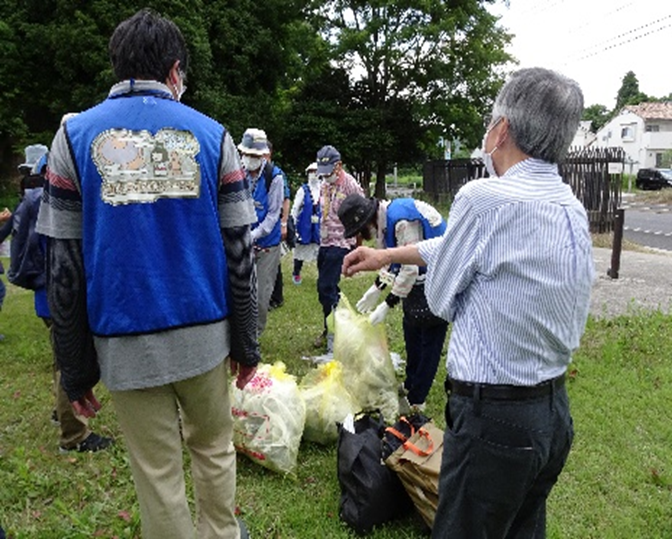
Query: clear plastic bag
333 294 400 421
300 361 358 445
231 362 306 476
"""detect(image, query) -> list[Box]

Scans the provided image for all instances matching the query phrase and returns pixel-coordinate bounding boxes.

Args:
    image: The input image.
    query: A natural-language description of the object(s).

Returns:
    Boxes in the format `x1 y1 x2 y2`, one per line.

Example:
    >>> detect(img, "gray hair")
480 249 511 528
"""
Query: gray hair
491 67 583 164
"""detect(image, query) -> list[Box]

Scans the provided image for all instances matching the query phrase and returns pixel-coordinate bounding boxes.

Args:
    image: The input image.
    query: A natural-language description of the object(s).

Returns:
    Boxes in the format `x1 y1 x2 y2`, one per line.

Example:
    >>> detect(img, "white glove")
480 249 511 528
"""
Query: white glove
368 302 390 325
356 284 382 313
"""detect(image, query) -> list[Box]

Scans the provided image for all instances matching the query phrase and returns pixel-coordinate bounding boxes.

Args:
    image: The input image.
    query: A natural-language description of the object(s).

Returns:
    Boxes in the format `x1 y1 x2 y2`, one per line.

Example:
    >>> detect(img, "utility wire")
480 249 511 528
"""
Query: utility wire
578 13 672 52
562 18 672 64
567 1 635 35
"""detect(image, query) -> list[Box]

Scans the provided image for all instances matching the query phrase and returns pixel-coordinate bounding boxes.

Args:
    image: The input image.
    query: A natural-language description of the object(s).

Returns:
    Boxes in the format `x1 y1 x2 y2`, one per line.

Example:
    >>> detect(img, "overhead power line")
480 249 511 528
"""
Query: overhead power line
563 14 672 64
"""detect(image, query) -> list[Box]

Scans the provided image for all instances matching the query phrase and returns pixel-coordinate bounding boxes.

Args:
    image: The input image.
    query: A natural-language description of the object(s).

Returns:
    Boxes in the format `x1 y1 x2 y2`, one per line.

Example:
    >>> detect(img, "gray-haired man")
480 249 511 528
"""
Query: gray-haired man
343 67 594 538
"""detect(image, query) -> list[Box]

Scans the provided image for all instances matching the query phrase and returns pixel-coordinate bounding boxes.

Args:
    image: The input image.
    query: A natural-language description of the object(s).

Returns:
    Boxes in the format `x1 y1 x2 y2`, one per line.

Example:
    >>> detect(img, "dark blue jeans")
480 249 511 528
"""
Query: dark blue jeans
432 384 574 539
317 246 350 328
402 317 448 405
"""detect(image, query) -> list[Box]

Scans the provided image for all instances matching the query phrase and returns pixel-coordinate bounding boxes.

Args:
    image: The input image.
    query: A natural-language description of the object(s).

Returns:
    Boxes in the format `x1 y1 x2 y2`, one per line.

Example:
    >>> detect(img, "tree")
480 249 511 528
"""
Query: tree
614 71 649 112
314 0 512 197
582 104 609 133
0 0 312 182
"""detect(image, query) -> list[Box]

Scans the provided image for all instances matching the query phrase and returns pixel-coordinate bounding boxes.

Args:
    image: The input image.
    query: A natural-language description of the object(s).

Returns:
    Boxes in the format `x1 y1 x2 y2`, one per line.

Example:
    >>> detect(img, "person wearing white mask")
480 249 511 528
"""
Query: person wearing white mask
238 128 284 335
343 67 593 538
290 162 321 285
313 145 363 353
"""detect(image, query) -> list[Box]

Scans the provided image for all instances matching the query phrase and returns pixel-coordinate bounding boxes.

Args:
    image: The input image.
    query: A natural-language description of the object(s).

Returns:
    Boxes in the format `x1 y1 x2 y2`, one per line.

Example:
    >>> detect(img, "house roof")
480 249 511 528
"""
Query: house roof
623 102 672 120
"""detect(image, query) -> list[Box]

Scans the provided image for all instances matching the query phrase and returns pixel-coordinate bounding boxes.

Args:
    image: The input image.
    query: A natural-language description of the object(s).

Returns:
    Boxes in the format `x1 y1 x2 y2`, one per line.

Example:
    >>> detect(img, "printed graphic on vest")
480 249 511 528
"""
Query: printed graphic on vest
91 128 201 205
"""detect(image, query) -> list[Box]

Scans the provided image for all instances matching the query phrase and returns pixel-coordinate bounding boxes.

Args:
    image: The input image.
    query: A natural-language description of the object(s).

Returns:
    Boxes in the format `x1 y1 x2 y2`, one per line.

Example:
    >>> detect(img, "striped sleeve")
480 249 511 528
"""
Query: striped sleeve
423 193 481 322
218 131 257 229
36 126 83 240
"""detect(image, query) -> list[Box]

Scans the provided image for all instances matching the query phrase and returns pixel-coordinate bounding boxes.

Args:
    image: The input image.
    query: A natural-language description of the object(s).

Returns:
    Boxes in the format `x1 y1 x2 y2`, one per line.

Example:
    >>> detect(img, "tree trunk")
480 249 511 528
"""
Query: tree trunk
374 160 386 199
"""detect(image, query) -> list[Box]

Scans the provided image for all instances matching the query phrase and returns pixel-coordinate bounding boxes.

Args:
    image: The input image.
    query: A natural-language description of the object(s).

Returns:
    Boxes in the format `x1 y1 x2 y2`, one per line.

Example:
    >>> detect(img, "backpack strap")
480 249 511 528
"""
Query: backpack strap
263 161 275 192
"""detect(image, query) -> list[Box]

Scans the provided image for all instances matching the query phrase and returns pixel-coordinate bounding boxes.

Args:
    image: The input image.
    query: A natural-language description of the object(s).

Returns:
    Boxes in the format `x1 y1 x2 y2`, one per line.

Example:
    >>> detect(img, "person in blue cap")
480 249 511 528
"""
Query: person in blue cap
313 145 364 353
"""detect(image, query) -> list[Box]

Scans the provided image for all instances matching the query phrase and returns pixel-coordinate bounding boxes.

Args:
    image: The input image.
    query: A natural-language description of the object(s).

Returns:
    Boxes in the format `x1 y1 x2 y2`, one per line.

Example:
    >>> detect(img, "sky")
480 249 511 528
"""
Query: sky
488 0 672 109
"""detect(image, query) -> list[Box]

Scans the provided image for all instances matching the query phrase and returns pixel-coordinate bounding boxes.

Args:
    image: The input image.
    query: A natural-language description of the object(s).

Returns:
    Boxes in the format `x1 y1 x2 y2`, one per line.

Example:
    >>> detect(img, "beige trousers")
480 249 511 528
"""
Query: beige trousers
111 361 239 539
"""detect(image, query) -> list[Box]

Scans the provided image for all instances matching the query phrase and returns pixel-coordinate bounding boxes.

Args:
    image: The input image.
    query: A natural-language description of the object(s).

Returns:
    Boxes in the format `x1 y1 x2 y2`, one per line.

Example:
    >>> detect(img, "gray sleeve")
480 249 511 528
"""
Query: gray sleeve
36 126 83 240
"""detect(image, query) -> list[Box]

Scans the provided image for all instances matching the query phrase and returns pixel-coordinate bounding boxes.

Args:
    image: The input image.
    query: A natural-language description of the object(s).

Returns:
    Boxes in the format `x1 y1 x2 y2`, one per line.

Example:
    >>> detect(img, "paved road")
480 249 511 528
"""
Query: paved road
621 199 672 252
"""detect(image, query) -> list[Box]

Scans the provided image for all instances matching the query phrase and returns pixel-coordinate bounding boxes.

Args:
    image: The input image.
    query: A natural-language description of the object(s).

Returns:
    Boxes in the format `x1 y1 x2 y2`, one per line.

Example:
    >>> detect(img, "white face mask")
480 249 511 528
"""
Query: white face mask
481 117 502 177
322 171 337 184
307 172 318 183
242 155 262 171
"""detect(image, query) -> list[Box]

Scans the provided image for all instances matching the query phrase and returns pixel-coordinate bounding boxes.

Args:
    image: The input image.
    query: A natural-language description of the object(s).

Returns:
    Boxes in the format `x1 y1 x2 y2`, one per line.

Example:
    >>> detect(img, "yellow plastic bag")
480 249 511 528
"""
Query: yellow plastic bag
231 362 306 476
333 294 400 421
300 361 358 445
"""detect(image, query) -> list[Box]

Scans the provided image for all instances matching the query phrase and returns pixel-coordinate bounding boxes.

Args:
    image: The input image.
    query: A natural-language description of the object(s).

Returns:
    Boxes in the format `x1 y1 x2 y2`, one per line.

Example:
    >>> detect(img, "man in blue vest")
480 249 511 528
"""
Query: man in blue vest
238 128 284 335
36 9 258 539
338 194 448 409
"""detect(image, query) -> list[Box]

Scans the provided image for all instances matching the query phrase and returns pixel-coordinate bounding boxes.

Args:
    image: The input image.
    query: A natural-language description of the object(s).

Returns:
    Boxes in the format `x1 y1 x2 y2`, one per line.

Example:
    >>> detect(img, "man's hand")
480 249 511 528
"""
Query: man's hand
231 360 257 390
72 389 102 418
342 246 388 277
0 207 12 223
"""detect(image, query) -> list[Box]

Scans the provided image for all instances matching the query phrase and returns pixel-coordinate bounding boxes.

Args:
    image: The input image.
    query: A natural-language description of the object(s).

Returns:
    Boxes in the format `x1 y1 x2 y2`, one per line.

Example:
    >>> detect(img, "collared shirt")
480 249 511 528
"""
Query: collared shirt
418 158 595 385
319 169 364 249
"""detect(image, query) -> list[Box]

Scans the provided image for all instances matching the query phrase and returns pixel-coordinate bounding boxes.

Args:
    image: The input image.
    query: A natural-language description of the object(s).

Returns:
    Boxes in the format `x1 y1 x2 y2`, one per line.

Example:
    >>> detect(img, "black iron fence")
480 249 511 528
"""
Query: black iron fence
422 147 625 233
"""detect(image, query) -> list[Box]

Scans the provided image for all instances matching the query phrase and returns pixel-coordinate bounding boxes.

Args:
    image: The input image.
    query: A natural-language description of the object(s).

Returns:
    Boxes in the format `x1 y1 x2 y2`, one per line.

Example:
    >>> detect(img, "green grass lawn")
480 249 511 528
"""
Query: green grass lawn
1 255 672 538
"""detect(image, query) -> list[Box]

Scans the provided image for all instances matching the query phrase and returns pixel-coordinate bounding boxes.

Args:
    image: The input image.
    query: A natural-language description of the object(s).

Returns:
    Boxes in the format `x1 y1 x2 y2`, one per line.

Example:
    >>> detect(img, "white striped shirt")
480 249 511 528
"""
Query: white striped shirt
418 158 595 385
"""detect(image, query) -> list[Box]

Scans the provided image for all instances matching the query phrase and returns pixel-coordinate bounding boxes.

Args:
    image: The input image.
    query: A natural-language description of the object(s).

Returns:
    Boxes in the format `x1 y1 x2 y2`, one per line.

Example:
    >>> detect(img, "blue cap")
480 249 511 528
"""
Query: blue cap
316 145 341 176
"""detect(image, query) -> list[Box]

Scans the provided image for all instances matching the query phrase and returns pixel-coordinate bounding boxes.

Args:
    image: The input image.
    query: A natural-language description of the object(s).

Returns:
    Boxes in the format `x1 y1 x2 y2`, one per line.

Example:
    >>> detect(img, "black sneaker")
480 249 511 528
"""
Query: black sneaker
59 432 114 454
268 300 284 311
51 410 60 426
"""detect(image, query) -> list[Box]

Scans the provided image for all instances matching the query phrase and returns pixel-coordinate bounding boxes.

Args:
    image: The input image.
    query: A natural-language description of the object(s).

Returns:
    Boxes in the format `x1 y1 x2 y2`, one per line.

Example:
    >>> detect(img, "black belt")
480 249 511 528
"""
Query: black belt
445 373 565 401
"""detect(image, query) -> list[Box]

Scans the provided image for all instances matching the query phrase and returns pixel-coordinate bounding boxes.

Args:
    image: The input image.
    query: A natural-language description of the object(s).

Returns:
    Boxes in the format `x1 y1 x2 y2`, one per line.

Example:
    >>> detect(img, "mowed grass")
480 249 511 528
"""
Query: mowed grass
1 255 672 538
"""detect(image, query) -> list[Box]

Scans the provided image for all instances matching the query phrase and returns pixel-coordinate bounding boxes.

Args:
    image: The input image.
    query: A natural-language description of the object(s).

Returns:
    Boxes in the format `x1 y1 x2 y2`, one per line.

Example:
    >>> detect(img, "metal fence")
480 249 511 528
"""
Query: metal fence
422 147 625 233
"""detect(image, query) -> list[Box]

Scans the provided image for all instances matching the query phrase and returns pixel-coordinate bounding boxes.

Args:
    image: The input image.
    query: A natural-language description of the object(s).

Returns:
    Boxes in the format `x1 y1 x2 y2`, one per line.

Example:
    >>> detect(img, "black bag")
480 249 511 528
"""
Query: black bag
8 185 46 290
402 282 445 327
337 411 413 534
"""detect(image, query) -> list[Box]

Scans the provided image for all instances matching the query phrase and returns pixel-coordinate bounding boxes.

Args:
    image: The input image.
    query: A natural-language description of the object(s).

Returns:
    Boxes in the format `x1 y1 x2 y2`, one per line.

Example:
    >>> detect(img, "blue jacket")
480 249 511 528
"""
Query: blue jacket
66 89 230 336
295 183 320 245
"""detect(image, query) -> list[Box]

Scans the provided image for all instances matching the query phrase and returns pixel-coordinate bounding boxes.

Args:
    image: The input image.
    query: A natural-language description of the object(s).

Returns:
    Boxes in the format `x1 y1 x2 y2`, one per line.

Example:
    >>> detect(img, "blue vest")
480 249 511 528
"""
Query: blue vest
296 184 321 245
385 198 446 248
252 164 282 248
66 90 229 336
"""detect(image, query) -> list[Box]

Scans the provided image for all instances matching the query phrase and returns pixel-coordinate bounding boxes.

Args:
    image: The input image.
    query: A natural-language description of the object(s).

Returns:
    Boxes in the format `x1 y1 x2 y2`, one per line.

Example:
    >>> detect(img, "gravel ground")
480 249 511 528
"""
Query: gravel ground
590 246 672 318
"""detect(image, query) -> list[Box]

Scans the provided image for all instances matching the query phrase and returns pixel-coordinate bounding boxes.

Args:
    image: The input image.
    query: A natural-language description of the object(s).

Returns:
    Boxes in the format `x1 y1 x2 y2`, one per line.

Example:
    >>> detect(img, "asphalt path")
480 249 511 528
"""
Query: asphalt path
622 200 672 252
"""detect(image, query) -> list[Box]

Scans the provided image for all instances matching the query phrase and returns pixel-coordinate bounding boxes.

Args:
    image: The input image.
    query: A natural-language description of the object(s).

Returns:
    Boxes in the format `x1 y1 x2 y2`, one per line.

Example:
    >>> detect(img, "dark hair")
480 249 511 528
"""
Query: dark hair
109 9 189 82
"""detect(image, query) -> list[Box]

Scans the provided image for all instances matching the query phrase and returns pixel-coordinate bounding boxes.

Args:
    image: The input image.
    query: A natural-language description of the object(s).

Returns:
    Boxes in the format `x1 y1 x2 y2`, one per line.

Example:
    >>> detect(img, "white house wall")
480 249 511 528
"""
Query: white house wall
594 110 672 171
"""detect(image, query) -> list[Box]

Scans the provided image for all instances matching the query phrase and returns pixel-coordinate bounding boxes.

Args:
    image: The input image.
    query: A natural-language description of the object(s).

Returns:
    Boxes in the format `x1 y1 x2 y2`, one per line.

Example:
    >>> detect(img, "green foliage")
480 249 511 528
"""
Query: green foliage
614 71 650 113
583 104 610 133
313 0 513 194
2 257 672 537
